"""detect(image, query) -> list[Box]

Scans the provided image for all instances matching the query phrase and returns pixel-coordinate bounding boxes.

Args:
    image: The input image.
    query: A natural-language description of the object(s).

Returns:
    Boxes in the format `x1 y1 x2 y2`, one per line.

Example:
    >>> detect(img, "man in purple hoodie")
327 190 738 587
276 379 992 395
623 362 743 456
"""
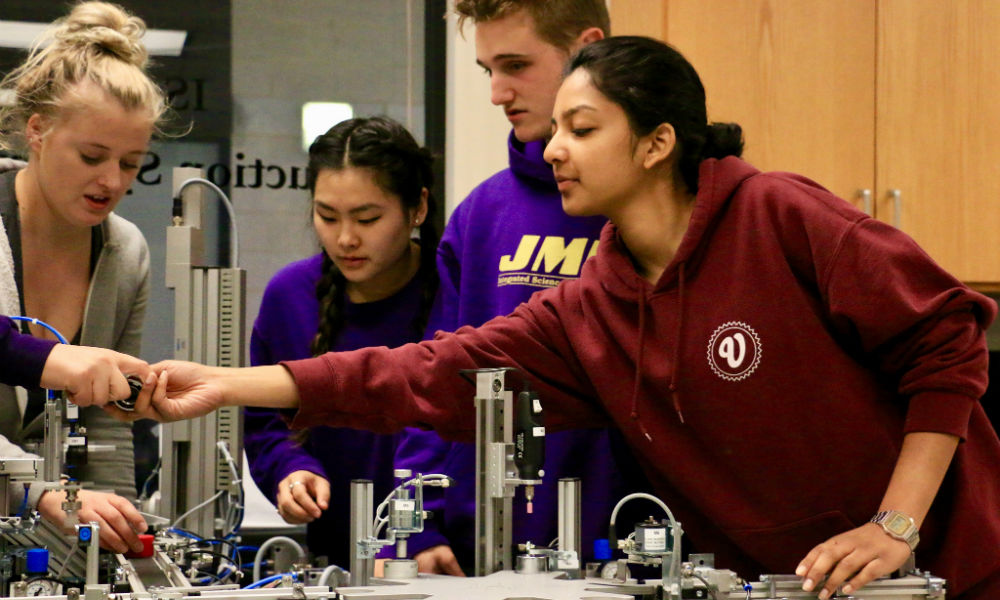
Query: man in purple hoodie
393 0 650 576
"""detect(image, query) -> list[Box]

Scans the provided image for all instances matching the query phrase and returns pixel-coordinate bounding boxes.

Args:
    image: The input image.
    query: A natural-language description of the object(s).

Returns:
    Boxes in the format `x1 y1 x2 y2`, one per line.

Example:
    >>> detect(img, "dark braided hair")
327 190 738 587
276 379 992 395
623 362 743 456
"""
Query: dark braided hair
306 116 440 357
567 36 744 195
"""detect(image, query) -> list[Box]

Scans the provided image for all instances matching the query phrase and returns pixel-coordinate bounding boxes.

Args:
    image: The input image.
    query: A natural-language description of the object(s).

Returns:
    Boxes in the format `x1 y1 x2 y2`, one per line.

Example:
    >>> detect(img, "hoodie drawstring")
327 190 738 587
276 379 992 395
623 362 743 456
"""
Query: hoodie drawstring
669 262 686 424
630 260 688 441
630 289 654 441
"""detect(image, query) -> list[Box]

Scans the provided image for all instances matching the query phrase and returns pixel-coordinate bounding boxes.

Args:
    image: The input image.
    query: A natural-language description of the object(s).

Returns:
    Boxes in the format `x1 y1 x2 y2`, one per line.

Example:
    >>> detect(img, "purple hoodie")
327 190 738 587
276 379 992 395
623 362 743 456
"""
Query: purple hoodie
395 133 650 572
244 253 430 568
0 315 55 387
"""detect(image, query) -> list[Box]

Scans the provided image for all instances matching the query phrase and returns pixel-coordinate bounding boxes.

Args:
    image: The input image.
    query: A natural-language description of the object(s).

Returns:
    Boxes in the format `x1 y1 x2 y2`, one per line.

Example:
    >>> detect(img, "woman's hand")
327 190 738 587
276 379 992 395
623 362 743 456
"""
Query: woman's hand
414 544 465 576
147 361 227 421
797 432 958 599
796 523 913 599
275 471 330 524
105 362 300 423
40 344 150 407
106 361 225 423
37 489 147 554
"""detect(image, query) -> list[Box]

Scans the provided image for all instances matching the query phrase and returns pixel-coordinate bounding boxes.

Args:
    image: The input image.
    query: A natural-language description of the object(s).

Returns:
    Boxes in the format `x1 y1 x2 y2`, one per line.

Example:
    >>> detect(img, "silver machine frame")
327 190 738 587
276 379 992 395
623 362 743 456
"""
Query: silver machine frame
469 367 542 576
159 167 246 538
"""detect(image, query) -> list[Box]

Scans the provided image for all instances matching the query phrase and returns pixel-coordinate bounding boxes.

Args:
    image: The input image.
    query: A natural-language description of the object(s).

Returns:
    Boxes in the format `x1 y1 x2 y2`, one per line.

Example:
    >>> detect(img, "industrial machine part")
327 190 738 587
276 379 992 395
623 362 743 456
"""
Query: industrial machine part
462 368 545 576
349 470 452 584
113 376 145 412
160 167 246 539
348 479 373 587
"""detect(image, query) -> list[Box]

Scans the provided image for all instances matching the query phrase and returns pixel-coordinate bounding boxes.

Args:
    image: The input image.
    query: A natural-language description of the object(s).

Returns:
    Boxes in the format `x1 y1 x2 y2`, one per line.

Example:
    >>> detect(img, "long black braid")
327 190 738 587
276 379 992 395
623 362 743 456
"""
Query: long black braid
306 116 440 357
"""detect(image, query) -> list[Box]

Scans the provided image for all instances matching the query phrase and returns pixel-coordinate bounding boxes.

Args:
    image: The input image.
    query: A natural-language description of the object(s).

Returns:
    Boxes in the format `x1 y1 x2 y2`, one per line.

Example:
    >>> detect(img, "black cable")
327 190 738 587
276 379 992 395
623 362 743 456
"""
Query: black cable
175 548 240 577
179 538 240 557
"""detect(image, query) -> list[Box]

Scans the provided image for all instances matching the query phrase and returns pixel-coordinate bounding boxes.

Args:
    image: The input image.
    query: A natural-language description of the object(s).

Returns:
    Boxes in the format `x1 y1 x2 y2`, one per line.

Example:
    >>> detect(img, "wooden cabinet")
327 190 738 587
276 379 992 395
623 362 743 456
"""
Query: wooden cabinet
610 0 1000 289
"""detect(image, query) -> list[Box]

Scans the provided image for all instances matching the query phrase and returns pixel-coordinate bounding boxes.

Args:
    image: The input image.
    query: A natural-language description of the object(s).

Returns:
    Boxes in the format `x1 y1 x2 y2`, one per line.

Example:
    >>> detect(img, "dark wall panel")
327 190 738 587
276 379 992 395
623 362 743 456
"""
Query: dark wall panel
0 1 231 143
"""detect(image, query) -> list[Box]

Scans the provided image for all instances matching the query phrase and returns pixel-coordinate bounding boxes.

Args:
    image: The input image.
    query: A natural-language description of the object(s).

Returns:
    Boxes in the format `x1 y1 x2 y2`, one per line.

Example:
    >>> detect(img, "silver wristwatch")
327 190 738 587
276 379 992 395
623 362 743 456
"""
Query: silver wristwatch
870 510 920 551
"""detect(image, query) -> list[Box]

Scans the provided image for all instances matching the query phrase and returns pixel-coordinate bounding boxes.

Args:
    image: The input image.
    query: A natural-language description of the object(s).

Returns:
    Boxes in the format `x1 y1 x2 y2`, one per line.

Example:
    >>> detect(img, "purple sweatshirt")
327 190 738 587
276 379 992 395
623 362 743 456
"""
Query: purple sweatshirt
395 133 650 571
0 315 55 387
244 253 429 568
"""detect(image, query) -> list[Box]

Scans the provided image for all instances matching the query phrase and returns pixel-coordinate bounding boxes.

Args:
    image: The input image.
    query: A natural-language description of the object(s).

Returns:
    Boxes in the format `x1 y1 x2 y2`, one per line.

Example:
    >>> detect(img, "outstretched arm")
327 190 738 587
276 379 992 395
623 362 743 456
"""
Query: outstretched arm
118 362 299 422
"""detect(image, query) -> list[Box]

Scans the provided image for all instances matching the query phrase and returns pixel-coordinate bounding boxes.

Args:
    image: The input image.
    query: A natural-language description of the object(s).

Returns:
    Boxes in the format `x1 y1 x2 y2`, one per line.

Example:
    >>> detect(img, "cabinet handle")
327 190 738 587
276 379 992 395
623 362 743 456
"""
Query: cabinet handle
889 189 902 228
858 189 872 215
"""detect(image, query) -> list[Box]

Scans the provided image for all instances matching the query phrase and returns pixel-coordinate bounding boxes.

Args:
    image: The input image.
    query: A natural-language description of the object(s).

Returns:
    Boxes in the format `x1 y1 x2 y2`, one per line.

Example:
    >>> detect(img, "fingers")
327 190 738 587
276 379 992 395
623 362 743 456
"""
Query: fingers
77 492 145 554
108 371 167 422
796 525 913 600
415 545 465 576
134 371 165 417
107 371 131 403
276 496 312 524
796 545 829 593
113 352 152 382
797 535 855 599
107 493 148 536
840 557 890 596
72 370 110 408
277 472 328 524
42 345 151 407
436 547 465 577
103 371 160 423
312 476 331 511
105 351 152 403
67 373 109 408
292 478 323 519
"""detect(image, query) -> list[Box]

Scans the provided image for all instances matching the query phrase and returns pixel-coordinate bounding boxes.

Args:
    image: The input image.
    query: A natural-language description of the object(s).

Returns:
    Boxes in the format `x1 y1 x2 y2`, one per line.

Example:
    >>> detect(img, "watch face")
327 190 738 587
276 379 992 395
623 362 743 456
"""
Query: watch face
886 513 912 535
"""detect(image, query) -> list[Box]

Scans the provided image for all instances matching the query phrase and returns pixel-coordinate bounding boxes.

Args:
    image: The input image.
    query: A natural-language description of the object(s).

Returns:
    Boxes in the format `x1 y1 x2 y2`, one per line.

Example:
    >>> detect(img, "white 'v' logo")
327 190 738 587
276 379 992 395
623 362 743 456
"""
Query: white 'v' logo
719 332 746 368
707 322 762 381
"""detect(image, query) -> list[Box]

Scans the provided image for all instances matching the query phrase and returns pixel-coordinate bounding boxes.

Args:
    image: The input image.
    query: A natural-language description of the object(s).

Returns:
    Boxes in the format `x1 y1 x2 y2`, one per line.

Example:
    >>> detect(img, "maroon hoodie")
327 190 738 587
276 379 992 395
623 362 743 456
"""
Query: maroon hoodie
287 156 1000 595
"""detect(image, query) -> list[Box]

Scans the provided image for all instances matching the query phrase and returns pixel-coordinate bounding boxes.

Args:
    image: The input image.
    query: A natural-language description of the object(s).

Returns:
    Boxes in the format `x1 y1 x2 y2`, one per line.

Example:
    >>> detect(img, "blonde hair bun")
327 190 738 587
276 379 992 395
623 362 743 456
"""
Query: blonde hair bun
0 1 169 152
54 1 150 69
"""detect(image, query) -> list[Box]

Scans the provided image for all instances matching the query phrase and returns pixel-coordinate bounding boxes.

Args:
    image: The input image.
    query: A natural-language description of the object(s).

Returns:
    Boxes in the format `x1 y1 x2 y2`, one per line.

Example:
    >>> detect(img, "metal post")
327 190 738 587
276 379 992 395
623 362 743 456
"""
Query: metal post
473 368 517 576
349 479 374 586
558 477 582 578
42 398 62 483
85 522 100 586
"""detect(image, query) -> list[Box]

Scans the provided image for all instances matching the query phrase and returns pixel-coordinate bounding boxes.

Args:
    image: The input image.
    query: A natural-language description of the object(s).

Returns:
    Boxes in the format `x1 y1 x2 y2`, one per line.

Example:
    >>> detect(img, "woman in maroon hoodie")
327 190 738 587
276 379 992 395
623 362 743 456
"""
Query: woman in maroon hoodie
122 37 999 599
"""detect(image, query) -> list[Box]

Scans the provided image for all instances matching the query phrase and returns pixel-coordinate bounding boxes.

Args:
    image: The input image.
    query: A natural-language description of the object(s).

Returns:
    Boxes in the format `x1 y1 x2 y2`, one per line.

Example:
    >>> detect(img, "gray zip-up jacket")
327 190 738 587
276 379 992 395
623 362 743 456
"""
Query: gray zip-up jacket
1 167 147 512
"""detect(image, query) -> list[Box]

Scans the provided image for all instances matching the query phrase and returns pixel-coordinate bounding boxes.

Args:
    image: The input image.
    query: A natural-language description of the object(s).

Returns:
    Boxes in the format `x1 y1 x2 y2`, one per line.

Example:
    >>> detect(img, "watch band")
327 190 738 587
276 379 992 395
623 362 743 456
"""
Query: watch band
870 510 920 551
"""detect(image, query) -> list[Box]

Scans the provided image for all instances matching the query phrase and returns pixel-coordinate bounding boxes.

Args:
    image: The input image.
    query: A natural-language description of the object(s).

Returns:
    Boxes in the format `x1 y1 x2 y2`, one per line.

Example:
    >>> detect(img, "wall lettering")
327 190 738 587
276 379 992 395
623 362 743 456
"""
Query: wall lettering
135 151 309 192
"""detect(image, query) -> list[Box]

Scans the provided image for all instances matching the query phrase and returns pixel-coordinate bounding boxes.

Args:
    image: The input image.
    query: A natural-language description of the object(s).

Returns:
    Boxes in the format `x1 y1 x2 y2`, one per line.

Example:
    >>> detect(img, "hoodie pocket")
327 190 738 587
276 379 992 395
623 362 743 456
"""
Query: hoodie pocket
725 510 857 572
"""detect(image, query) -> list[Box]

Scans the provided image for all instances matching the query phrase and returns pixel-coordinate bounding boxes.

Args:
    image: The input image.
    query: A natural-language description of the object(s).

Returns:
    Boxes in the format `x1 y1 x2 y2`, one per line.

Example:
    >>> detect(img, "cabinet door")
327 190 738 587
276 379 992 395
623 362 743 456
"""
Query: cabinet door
877 0 1000 286
610 0 877 205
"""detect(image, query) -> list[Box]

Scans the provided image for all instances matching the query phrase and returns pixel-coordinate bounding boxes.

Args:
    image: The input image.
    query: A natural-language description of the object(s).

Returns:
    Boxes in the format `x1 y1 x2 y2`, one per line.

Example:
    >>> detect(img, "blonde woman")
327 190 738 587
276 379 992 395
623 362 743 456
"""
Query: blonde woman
0 1 165 553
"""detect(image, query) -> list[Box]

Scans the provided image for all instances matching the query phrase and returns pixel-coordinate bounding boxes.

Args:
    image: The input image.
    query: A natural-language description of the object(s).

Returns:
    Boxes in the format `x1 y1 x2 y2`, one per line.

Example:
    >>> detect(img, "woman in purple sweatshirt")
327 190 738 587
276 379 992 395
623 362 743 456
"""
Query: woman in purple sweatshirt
242 117 439 569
